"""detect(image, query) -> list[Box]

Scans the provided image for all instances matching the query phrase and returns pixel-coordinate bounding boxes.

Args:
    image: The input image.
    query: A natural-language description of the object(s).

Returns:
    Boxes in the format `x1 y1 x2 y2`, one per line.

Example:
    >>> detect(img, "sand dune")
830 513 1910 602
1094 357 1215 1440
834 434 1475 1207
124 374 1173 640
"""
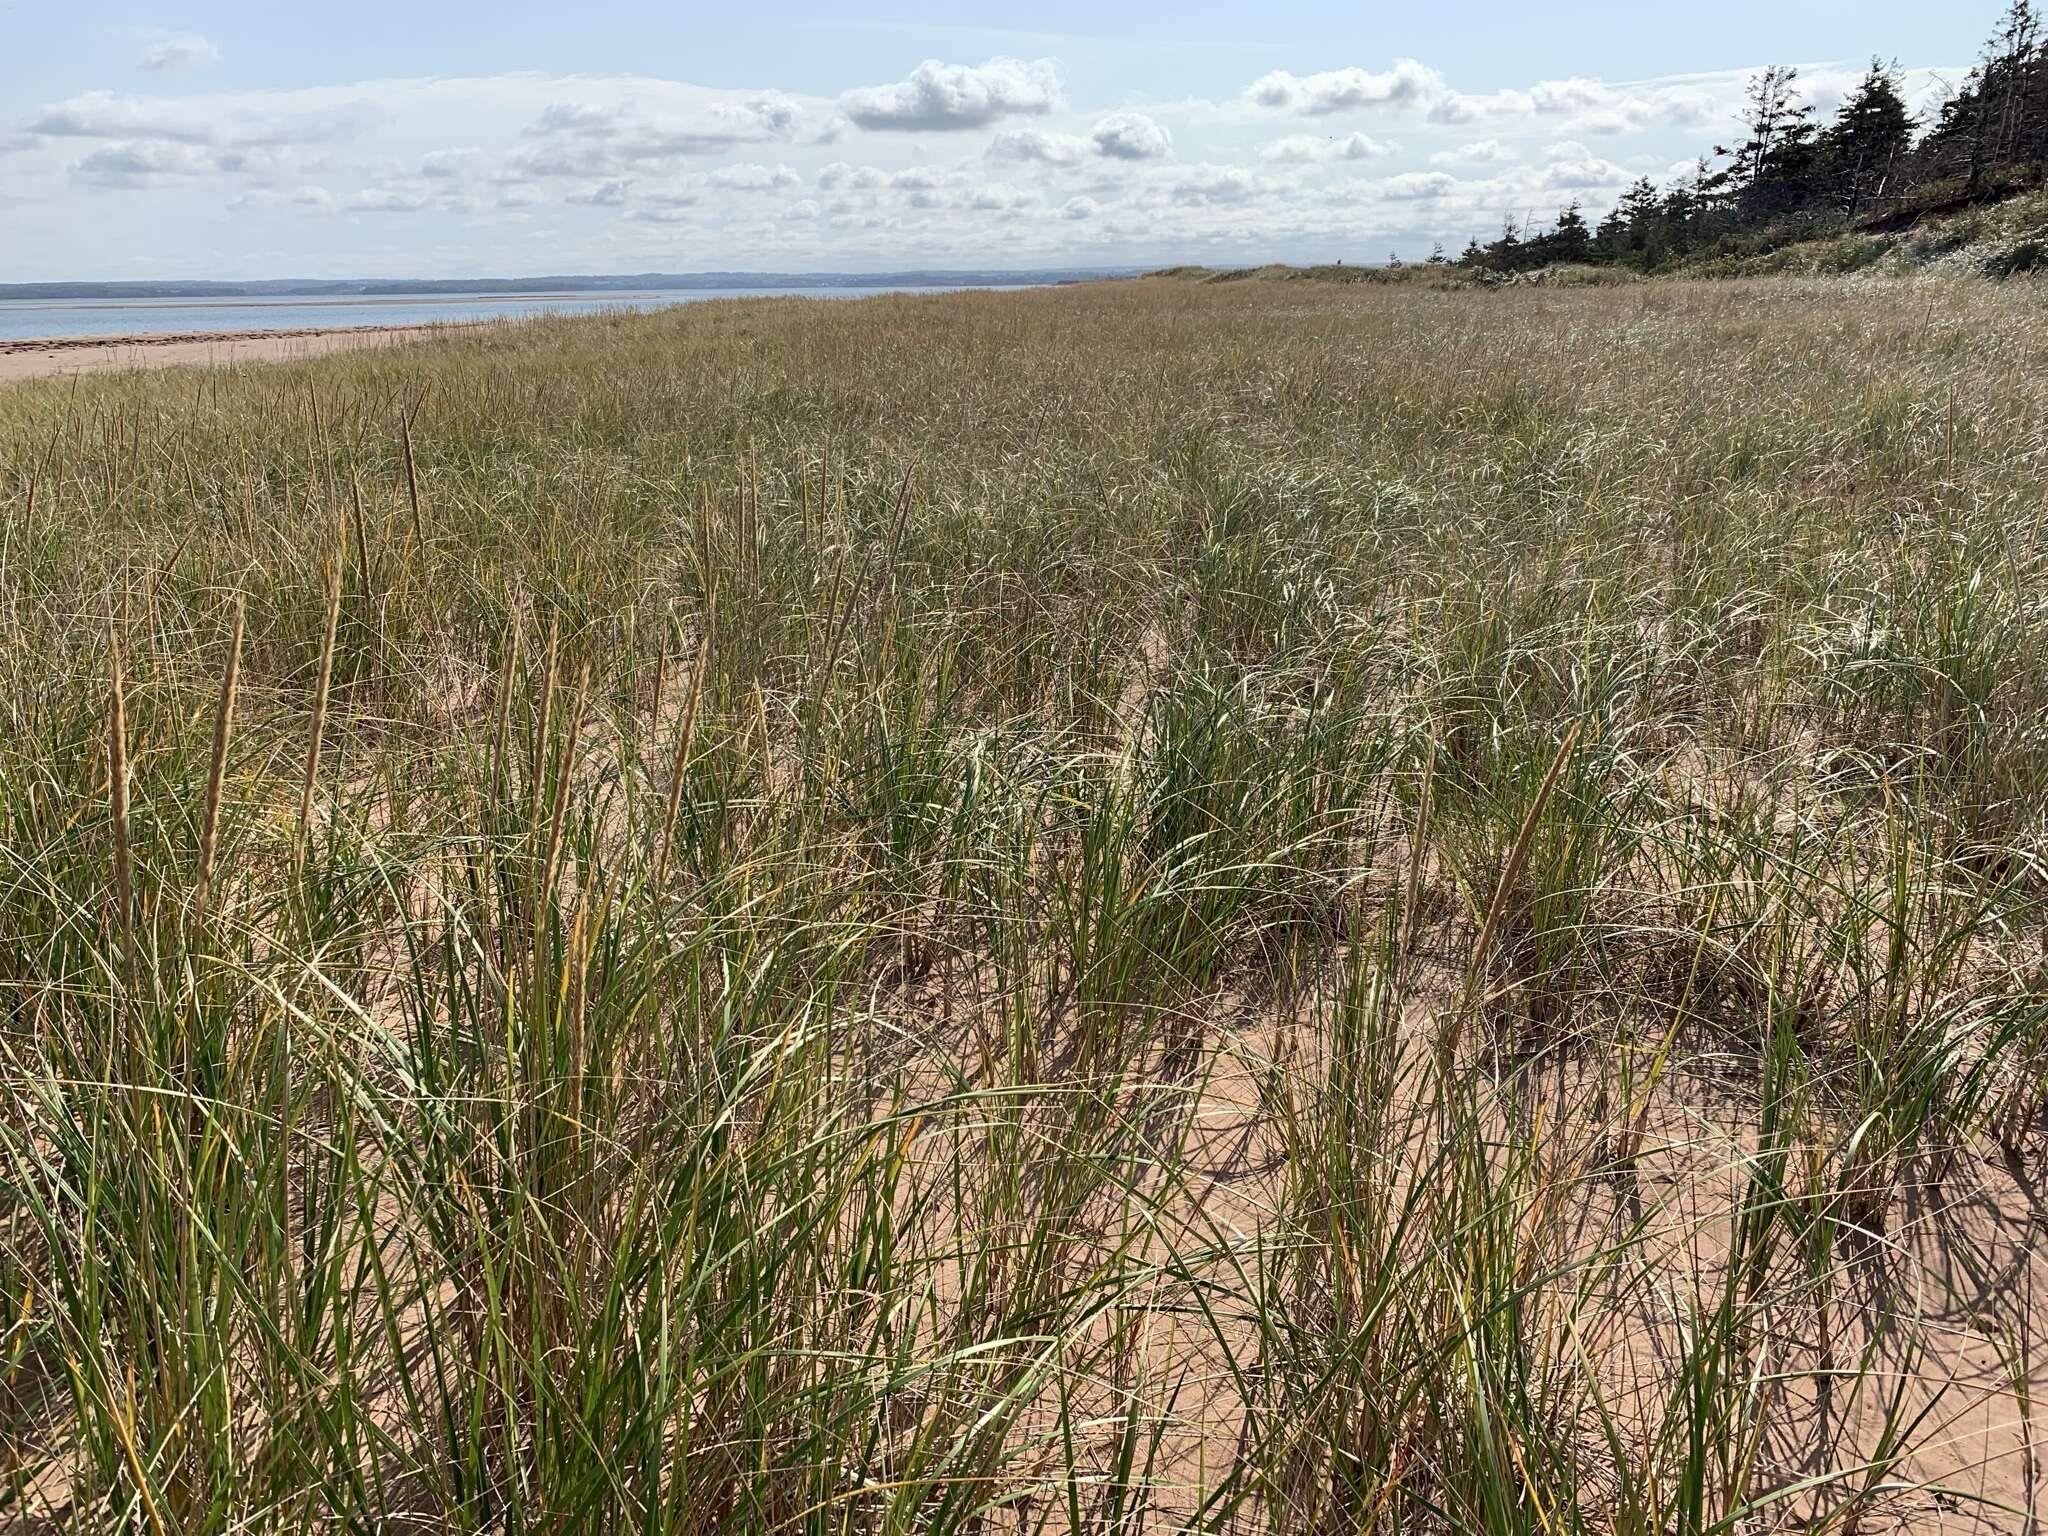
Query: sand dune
0 323 471 382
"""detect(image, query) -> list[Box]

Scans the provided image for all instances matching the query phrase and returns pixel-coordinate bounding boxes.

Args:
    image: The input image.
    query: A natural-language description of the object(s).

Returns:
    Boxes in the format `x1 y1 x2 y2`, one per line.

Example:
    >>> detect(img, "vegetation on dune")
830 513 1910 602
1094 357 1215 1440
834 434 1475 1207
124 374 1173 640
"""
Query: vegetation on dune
1154 184 2048 287
1454 3 2048 278
3 274 2048 1532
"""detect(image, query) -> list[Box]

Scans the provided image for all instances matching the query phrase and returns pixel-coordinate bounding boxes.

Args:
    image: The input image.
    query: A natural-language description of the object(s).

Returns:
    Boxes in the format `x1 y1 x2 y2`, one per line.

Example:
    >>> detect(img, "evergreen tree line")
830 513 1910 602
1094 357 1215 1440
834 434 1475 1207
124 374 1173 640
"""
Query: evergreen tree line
1453 1 2048 273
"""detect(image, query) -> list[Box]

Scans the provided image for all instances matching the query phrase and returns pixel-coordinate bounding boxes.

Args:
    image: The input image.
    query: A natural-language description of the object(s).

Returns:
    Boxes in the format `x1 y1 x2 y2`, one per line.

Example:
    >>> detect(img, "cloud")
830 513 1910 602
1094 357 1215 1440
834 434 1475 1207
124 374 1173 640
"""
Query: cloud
1237 60 1733 141
345 188 430 213
506 139 616 179
1246 61 1447 116
10 59 1909 276
228 182 345 212
816 161 889 191
1090 112 1172 161
569 179 633 206
1376 171 1457 201
787 163 1031 214
70 138 304 189
72 141 224 187
988 114 1169 167
1532 77 1718 130
1169 164 1264 206
965 183 1034 211
841 57 1061 131
1533 140 1633 190
708 161 801 190
1260 131 1392 164
1431 138 1512 165
418 148 485 180
138 31 221 72
986 126 1087 166
512 94 805 177
1428 75 1722 132
27 89 366 149
529 102 617 136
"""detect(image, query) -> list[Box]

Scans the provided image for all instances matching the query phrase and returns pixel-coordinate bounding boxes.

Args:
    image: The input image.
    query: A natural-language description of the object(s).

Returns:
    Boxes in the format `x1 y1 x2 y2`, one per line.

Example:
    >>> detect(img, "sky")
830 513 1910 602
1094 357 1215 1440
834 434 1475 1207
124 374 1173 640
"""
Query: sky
0 2 1993 281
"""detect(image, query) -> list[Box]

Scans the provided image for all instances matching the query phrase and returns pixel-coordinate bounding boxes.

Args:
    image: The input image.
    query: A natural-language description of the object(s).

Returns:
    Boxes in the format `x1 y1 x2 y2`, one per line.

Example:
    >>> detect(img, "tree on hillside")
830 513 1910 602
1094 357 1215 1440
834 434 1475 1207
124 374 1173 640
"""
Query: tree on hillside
1991 1 2042 169
1449 3 2048 274
1924 2 2046 193
1654 167 1714 258
1597 178 1664 266
1546 201 1594 263
1819 60 1915 216
1710 66 1820 225
1484 215 1527 272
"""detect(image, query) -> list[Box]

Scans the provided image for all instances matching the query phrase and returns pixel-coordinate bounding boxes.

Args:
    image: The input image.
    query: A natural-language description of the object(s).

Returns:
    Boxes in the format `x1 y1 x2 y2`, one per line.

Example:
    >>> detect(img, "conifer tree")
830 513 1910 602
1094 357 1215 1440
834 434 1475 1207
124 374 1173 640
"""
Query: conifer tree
1448 3 2048 276
1819 60 1915 216
1600 179 1662 266
1711 66 1819 225
1546 201 1594 263
1992 1 2042 168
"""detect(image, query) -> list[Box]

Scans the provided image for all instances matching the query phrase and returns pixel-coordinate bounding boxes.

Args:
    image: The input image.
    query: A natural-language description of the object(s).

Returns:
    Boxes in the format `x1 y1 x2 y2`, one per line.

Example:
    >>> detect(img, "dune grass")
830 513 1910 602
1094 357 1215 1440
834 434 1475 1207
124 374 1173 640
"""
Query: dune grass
3 275 2048 1532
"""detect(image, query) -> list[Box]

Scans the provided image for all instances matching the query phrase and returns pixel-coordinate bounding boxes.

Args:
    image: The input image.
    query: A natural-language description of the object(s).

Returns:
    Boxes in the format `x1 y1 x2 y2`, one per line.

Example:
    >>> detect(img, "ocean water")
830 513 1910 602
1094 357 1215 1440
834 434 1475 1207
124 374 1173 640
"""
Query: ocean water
0 286 992 344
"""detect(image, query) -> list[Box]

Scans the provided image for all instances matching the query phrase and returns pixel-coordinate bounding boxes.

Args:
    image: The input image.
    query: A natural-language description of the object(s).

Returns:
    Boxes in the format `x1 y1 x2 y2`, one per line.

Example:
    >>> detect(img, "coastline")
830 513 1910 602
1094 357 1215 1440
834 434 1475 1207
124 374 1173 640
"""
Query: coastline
14 293 613 312
0 322 479 383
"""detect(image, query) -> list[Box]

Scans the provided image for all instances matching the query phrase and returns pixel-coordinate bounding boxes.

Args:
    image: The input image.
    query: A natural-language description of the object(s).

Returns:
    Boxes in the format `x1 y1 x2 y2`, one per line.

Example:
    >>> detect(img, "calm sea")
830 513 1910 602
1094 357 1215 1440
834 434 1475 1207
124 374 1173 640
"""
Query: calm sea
0 287 996 344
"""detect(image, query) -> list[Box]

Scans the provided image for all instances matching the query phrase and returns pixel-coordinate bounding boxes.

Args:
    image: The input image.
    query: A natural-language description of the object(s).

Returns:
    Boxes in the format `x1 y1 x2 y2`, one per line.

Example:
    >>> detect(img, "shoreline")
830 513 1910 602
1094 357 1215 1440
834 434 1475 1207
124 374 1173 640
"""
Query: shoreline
12 292 627 312
0 285 1041 383
0 321 484 383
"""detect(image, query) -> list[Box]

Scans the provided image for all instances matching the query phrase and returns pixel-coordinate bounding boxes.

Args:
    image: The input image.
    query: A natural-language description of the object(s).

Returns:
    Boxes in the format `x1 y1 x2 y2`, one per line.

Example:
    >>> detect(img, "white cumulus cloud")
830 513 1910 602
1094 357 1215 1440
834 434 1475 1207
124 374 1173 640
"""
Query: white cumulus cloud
815 161 889 191
986 127 1088 166
1246 61 1447 116
1376 171 1457 201
1090 112 1172 161
708 161 801 190
1170 164 1265 206
1534 140 1634 190
1431 139 1512 165
841 58 1061 131
1261 132 1393 163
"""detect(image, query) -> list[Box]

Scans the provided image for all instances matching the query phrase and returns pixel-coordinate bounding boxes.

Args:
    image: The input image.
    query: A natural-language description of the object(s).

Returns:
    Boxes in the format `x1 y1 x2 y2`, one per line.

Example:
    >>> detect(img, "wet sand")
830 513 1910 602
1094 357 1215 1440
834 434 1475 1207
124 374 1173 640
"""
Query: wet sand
0 323 476 383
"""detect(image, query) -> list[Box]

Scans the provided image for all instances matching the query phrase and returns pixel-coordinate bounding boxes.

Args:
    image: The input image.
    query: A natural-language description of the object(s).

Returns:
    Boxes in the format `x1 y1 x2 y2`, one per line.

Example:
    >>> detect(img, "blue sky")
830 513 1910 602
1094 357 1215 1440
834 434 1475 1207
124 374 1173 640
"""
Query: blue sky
0 2 1990 279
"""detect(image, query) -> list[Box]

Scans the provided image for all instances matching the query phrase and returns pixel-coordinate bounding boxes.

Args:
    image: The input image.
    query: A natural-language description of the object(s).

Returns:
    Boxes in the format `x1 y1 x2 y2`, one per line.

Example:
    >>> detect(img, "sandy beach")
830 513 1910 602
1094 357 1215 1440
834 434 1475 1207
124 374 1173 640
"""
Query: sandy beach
0 323 469 383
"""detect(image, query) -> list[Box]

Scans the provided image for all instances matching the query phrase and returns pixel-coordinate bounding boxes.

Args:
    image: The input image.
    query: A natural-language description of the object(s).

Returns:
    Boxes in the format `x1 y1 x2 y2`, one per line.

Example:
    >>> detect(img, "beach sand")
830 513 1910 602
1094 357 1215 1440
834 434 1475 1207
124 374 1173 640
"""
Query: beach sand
0 323 469 383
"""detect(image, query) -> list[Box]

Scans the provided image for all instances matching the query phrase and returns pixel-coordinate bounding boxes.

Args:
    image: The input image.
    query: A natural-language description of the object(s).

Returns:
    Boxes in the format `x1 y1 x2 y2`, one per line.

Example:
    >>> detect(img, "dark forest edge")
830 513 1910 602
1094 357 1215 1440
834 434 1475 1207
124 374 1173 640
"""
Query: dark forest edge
1155 3 2048 286
1454 2 2048 277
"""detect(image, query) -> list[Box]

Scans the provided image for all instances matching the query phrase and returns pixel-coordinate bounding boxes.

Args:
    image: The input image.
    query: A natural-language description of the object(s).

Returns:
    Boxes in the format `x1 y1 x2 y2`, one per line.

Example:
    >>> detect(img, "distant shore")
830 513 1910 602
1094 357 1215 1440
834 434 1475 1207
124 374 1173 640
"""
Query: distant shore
14 293 622 312
0 322 476 383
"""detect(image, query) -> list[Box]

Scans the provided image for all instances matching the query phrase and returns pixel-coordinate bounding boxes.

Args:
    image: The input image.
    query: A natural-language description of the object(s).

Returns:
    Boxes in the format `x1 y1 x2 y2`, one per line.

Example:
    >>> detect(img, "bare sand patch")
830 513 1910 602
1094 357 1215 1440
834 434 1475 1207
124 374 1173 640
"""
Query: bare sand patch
0 323 477 382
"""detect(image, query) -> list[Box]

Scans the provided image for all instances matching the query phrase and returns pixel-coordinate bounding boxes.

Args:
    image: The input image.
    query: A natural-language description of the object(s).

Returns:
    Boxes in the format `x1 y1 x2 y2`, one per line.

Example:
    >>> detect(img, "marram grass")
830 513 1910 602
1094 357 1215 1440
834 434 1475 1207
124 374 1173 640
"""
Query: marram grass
3 275 2048 1532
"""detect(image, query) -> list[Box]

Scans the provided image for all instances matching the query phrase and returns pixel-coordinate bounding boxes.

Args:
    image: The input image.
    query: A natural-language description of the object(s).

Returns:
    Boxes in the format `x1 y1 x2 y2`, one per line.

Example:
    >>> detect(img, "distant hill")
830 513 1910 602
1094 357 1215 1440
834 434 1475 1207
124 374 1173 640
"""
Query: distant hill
0 269 1141 302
